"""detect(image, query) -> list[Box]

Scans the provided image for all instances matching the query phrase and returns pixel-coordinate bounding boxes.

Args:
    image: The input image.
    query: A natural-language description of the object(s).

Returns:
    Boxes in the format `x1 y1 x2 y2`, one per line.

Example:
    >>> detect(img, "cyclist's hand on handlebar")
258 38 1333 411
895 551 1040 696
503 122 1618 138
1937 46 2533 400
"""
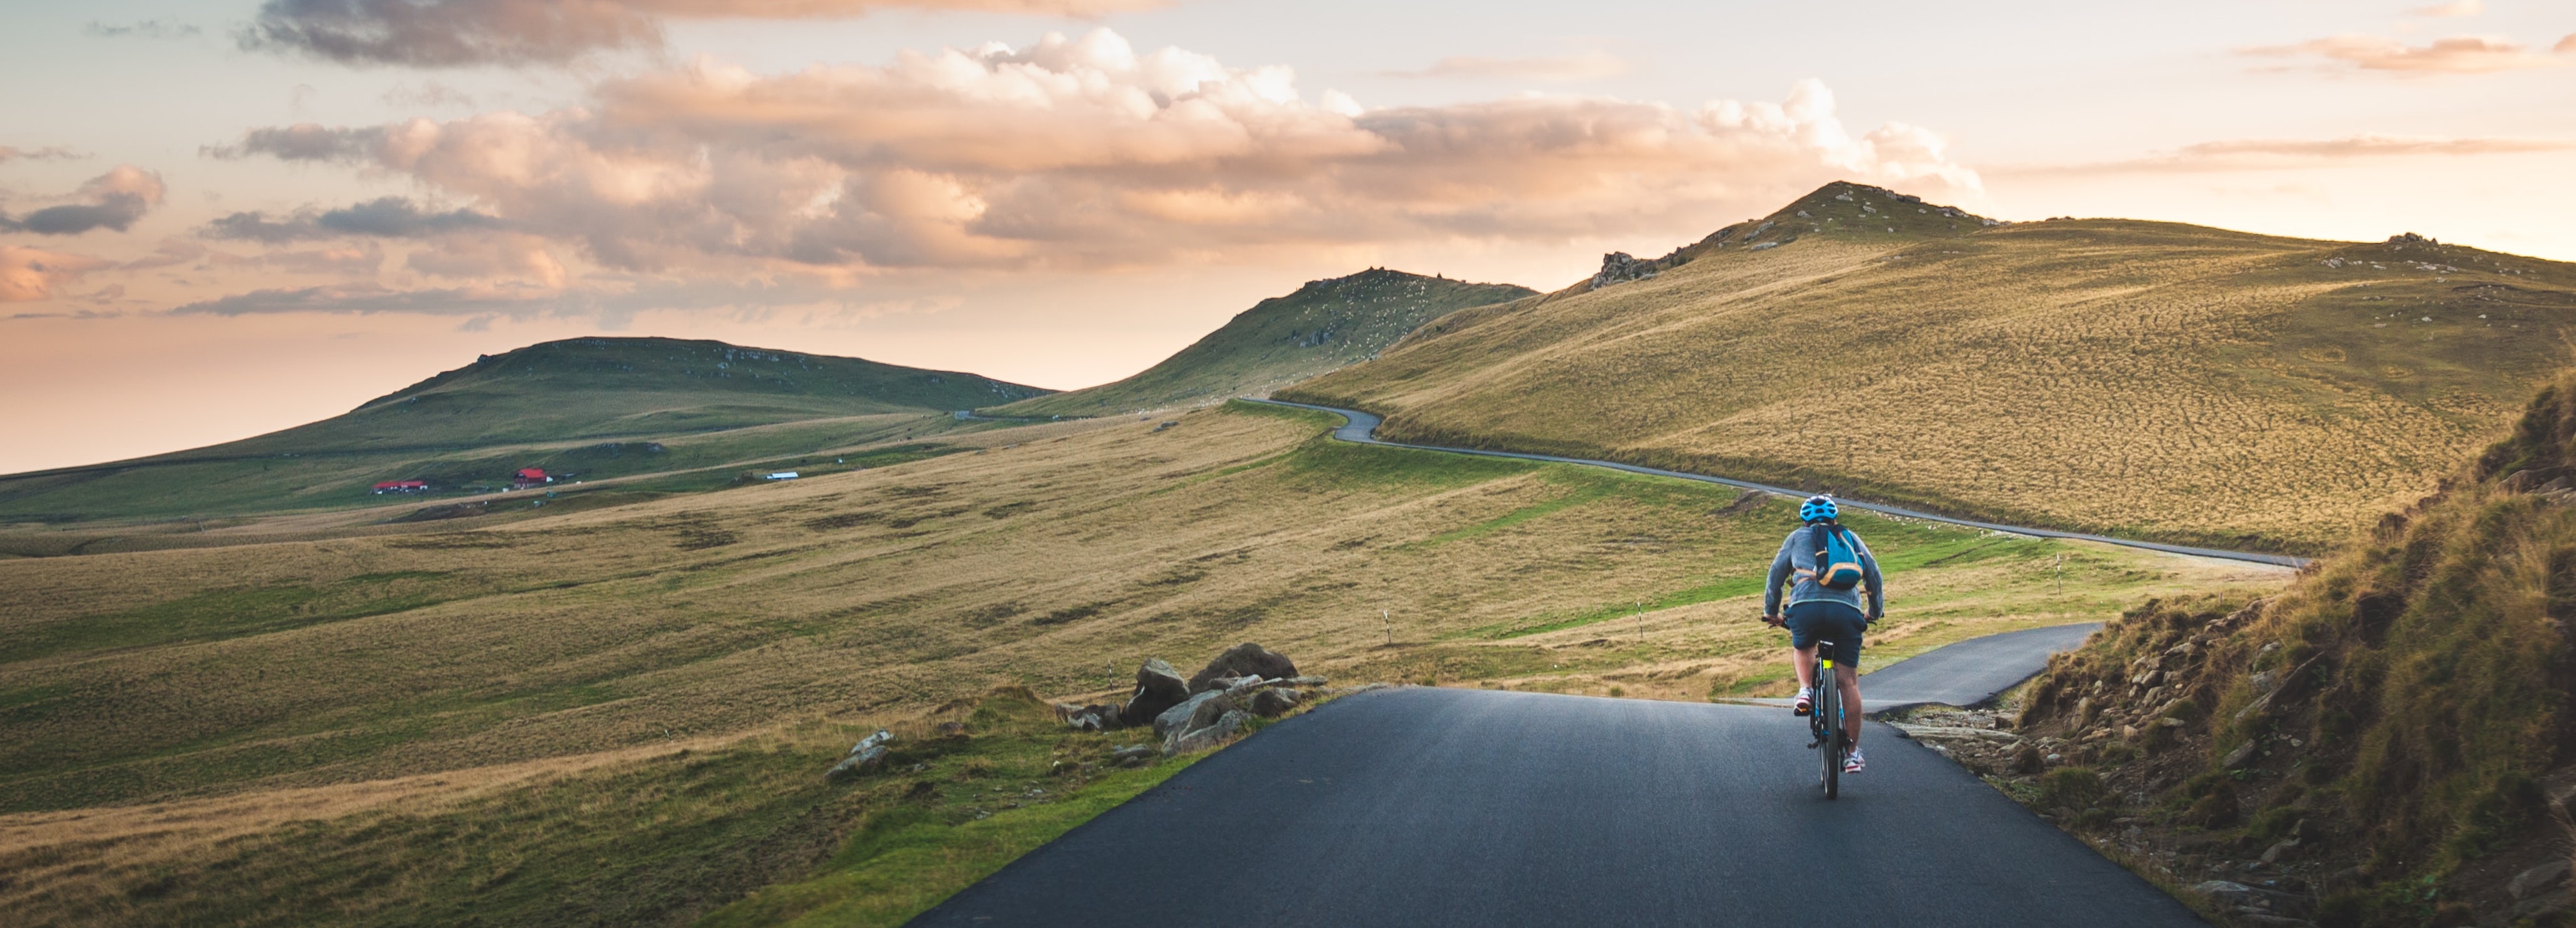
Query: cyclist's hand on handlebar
1761 613 1784 627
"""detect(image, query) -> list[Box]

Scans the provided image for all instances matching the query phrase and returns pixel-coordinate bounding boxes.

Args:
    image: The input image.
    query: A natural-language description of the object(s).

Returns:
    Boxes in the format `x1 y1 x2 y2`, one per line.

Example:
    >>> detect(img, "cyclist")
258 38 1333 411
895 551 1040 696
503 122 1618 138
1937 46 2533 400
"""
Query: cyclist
1762 494 1884 774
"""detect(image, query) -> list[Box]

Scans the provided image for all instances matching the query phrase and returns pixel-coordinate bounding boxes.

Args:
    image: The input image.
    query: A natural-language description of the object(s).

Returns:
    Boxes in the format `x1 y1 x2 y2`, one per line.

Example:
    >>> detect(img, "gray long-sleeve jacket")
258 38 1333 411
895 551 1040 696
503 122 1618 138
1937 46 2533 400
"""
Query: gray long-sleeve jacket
1764 524 1884 619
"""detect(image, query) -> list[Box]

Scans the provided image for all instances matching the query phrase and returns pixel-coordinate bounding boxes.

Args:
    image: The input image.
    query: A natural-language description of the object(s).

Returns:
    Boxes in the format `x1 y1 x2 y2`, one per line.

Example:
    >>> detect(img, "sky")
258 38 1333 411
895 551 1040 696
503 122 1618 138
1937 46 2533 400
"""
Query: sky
3 0 2573 473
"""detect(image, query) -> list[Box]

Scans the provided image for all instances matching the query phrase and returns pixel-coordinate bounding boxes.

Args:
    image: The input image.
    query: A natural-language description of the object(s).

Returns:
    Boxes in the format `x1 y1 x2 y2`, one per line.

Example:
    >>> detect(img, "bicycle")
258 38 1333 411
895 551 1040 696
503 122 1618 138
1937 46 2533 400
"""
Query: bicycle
1810 640 1845 799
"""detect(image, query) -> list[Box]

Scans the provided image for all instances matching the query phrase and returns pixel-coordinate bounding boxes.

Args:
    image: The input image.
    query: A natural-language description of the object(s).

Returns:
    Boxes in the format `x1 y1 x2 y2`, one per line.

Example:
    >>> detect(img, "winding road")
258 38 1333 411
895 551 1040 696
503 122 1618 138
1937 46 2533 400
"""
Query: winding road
917 679 2197 927
1250 398 2308 569
907 402 2248 926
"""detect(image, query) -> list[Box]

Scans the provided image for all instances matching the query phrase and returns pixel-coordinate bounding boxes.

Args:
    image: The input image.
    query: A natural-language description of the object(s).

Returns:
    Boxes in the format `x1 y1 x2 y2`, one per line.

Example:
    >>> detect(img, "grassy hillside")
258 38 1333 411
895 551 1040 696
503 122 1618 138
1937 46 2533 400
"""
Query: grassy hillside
990 269 1534 417
0 401 2279 924
2006 366 2576 927
1282 181 2576 554
0 337 1048 523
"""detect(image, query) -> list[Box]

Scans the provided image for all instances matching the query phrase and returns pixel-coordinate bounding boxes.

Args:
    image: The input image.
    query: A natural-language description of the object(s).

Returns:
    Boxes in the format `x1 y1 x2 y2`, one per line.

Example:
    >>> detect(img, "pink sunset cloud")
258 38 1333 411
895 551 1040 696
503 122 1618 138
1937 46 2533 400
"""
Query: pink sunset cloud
187 29 1975 313
0 245 110 302
1 165 166 236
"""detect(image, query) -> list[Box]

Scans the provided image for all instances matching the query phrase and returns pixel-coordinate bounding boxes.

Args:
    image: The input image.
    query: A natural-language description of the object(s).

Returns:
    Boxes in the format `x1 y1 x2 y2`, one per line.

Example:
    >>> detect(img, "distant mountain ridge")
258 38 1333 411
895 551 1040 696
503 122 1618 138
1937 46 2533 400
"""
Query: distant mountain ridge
320 336 1049 451
1282 180 2576 553
0 337 1048 521
992 269 1534 417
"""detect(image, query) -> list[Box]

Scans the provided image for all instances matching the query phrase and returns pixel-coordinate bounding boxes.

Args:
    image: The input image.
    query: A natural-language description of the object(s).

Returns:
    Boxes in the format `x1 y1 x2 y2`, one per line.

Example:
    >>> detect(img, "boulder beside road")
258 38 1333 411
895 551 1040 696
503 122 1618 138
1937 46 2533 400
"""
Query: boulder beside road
1187 643 1299 693
1119 658 1190 726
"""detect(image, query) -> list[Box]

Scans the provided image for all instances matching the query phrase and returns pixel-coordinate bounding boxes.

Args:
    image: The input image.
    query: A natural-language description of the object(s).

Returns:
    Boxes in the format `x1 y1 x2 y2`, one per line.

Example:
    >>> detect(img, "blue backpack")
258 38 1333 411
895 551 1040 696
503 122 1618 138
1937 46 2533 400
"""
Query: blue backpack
1809 525 1866 591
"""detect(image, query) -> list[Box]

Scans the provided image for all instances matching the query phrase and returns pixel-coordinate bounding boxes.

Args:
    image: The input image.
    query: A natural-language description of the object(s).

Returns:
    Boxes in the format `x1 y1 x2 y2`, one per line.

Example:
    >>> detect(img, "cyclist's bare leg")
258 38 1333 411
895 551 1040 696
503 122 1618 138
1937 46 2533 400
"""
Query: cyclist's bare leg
1837 664 1863 748
1791 644 1817 692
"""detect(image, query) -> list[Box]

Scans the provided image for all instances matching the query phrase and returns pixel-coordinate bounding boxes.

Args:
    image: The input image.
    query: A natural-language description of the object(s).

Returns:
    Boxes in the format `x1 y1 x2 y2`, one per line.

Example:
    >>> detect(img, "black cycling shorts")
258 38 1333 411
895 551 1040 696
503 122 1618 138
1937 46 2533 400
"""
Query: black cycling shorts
1786 600 1866 665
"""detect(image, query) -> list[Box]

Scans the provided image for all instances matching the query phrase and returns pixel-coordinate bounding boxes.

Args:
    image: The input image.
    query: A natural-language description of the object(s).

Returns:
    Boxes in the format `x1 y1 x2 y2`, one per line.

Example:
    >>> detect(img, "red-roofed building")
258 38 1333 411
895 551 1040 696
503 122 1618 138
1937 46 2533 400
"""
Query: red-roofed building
372 480 428 494
513 468 550 489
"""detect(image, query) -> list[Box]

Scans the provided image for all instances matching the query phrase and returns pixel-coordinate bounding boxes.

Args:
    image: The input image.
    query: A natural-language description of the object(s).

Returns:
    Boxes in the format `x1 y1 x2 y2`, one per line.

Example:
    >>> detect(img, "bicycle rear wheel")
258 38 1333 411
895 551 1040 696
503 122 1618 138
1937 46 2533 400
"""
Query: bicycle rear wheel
1819 674 1842 799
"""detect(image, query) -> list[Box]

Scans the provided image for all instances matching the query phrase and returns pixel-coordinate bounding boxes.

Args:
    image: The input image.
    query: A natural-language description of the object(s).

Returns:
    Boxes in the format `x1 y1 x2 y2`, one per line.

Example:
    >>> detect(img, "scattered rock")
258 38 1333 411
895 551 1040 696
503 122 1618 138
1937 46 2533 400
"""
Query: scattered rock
1155 691 1223 739
2513 888 2573 922
1119 658 1190 726
2222 740 2257 769
1110 744 1156 768
1250 688 1303 717
1167 709 1249 755
1188 643 1299 693
2510 859 2571 901
827 729 894 780
2259 836 2299 864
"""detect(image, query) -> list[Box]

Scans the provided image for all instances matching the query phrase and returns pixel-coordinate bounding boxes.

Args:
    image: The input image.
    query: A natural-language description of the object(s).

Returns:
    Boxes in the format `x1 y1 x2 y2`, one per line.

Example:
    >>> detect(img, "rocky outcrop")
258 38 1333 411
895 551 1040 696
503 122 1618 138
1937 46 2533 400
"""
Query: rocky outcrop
1589 252 1659 289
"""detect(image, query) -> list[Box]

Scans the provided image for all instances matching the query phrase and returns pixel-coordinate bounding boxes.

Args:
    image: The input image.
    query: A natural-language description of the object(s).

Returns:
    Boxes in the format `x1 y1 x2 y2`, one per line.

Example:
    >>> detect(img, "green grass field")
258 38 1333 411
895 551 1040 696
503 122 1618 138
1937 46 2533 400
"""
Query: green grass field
0 400 2282 924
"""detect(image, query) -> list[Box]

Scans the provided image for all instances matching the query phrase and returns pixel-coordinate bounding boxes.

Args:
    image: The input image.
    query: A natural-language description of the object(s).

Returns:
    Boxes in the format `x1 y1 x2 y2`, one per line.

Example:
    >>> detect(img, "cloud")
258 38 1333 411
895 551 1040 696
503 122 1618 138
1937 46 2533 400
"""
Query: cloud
170 282 555 316
2559 33 2576 54
203 196 507 241
241 0 1177 68
208 28 1975 289
0 145 87 163
383 81 477 109
2407 0 2482 17
203 123 386 161
121 238 207 271
0 246 111 302
0 166 167 235
2242 34 2563 74
1389 51 1633 82
85 19 204 39
2000 133 2574 176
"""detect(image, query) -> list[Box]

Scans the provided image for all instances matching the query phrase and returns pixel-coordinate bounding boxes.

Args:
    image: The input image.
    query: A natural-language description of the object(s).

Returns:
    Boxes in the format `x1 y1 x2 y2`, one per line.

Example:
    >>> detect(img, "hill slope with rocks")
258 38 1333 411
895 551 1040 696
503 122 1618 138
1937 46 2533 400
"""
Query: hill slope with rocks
991 269 1534 417
1997 365 2576 927
1282 180 2576 554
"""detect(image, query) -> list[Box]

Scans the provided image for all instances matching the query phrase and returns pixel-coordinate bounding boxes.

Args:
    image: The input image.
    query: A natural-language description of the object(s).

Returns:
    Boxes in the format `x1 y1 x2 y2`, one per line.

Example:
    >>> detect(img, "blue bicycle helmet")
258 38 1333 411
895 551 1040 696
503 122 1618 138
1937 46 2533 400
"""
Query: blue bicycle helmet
1800 494 1839 523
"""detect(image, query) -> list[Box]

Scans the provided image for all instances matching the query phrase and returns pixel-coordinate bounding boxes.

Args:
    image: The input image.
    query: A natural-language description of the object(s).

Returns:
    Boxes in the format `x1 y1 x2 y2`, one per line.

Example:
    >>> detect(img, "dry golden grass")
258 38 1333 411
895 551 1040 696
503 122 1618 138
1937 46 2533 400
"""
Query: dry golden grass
0 401 2284 921
1284 204 2576 554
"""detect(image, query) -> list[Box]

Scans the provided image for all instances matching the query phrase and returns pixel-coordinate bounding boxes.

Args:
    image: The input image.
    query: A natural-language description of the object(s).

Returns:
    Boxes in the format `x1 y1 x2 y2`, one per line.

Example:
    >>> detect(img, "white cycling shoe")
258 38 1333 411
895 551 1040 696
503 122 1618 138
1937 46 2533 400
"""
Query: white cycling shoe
1791 687 1814 716
1842 748 1866 774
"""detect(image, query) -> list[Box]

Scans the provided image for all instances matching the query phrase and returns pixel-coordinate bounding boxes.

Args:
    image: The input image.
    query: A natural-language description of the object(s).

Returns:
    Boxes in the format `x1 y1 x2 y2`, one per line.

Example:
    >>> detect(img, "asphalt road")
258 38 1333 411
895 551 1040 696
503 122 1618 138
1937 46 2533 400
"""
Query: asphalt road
1252 398 2308 569
914 685 2203 927
1859 623 2102 712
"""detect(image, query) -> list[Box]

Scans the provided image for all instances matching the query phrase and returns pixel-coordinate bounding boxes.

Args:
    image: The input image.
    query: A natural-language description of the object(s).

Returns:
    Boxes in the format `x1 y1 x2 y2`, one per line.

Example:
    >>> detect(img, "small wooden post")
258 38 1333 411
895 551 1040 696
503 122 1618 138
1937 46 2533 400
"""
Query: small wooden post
1382 609 1392 646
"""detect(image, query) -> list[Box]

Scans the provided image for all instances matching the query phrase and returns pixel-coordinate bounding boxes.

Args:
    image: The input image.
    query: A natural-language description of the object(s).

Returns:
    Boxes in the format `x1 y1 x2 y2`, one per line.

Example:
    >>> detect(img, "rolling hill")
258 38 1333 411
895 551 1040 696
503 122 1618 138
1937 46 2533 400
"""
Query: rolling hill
0 337 1050 523
989 269 1534 418
0 399 2276 924
1281 181 2576 554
